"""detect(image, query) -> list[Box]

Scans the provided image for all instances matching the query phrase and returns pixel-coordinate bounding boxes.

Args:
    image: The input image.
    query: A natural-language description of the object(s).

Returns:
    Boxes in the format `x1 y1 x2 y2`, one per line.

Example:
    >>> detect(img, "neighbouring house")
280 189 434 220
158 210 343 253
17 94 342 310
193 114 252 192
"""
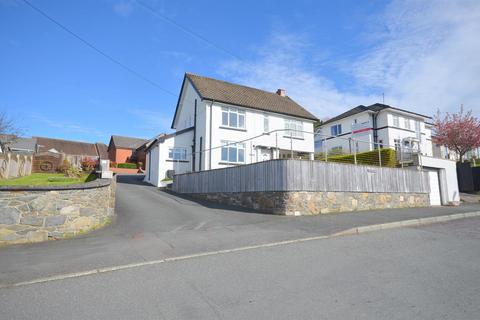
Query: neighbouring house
0 135 37 153
315 103 434 157
33 136 108 171
107 135 147 164
317 104 460 205
144 73 318 186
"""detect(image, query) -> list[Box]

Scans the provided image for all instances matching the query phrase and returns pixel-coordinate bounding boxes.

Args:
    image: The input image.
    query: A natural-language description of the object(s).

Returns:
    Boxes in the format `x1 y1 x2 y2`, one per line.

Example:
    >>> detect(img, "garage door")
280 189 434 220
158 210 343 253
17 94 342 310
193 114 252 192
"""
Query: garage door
428 171 441 206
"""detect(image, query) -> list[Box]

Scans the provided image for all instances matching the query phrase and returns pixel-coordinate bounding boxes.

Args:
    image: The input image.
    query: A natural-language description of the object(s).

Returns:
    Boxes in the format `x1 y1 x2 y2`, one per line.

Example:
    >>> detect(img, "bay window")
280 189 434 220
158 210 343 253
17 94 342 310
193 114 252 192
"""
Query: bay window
221 107 245 129
221 141 245 163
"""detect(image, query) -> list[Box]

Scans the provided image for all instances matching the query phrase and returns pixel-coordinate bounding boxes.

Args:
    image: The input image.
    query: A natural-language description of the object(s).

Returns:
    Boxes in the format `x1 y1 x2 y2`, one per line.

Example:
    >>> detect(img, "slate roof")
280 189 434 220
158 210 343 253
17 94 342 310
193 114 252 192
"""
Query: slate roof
95 142 109 159
172 73 318 128
10 137 37 152
321 103 432 126
35 136 99 156
110 135 147 150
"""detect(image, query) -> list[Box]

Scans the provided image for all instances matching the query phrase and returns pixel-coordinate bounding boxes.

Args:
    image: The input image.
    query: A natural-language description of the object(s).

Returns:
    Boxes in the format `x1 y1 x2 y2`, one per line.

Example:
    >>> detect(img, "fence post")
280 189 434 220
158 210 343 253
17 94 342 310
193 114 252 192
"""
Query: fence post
353 139 357 165
290 131 293 159
378 144 382 167
275 132 278 159
324 137 328 162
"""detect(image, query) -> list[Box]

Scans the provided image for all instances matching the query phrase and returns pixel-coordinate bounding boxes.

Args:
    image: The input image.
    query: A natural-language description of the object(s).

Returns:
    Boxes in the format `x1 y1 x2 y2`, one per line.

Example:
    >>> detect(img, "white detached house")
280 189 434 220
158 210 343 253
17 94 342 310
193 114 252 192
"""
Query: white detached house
315 103 434 156
144 73 318 187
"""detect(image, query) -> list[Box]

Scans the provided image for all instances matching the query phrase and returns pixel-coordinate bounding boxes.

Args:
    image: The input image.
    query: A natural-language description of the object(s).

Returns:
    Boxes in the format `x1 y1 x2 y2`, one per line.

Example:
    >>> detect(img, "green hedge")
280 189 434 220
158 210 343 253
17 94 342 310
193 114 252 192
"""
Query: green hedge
117 163 138 169
316 148 397 167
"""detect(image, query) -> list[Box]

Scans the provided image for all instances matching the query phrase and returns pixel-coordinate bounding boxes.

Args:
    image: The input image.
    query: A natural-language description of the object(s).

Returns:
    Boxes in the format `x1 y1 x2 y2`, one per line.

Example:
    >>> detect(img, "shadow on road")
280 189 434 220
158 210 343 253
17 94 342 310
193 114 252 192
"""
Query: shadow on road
161 189 279 216
115 174 149 186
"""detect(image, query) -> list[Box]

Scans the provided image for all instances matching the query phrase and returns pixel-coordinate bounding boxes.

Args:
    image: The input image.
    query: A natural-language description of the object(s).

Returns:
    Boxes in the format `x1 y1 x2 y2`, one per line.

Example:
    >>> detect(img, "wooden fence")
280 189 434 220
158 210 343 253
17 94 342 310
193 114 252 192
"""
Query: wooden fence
0 152 33 179
173 159 430 194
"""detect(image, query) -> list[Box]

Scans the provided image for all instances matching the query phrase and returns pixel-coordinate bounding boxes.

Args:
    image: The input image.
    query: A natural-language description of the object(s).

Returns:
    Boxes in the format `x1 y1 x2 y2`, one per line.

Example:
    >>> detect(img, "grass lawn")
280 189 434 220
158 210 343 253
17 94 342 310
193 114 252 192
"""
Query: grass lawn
0 173 97 186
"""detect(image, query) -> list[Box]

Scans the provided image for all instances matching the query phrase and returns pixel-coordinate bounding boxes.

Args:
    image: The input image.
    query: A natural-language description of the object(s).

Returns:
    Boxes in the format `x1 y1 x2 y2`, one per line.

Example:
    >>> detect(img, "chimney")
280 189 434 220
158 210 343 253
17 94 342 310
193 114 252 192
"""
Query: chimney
276 88 286 97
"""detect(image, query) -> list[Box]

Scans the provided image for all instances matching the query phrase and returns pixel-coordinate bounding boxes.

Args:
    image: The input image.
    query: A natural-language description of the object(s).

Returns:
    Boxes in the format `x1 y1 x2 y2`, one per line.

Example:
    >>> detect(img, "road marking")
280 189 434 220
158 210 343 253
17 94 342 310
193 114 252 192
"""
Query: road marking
1 211 479 289
194 221 207 230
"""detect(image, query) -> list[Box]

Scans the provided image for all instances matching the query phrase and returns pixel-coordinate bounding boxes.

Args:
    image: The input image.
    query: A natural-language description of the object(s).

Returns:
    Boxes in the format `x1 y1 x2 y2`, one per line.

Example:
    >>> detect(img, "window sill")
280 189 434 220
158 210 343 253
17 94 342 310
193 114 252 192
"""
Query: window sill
219 126 247 132
283 136 304 140
166 159 189 163
218 161 244 166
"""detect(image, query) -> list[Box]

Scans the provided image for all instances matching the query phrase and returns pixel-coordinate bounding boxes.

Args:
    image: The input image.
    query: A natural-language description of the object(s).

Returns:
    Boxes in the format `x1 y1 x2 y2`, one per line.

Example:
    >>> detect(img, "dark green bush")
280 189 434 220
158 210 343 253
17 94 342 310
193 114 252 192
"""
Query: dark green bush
117 163 138 169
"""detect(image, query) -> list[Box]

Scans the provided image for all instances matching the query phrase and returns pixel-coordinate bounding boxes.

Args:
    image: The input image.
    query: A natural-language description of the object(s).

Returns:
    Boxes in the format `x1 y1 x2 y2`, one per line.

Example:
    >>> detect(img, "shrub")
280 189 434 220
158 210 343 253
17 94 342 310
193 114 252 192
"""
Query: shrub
117 163 137 169
316 148 397 167
81 157 97 172
58 159 82 177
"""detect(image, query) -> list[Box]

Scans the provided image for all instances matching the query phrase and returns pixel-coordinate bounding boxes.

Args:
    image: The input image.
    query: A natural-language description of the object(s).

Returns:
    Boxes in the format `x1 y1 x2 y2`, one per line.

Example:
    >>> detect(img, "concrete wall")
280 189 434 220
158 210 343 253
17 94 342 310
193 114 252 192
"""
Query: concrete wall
0 153 33 179
0 178 116 245
417 155 460 204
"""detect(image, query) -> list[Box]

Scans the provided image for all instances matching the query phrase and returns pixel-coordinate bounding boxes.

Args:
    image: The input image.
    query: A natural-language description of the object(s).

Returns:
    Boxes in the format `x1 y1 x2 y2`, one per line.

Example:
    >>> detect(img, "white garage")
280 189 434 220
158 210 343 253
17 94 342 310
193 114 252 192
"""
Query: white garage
427 170 441 206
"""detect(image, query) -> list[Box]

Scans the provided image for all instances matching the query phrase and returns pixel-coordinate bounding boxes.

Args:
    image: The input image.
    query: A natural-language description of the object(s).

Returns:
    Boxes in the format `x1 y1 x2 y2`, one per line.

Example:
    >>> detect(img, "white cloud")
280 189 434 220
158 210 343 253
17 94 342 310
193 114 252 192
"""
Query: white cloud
219 34 377 120
113 1 134 17
354 0 480 115
219 0 480 119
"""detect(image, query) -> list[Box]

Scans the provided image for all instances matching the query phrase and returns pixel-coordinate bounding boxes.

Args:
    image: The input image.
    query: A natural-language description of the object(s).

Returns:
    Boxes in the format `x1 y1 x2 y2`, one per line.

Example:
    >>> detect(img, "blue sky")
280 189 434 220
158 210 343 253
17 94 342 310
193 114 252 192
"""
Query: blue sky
1 0 479 144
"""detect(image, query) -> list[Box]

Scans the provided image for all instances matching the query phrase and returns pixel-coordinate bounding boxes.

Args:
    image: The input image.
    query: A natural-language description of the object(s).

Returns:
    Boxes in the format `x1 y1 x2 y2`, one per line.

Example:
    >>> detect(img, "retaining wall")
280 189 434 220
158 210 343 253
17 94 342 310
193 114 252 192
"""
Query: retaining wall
0 178 116 245
189 191 429 215
174 160 430 215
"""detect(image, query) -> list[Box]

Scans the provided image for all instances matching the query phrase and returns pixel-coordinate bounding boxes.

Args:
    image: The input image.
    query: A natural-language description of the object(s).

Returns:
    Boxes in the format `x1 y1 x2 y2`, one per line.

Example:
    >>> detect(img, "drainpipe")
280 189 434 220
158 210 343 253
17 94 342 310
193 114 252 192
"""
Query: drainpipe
209 99 214 170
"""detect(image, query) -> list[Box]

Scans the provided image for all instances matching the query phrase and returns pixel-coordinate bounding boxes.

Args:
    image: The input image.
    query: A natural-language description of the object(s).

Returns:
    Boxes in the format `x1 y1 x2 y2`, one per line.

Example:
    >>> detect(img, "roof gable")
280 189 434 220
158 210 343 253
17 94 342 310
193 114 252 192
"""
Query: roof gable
110 135 147 150
34 136 99 156
171 73 318 127
321 103 431 126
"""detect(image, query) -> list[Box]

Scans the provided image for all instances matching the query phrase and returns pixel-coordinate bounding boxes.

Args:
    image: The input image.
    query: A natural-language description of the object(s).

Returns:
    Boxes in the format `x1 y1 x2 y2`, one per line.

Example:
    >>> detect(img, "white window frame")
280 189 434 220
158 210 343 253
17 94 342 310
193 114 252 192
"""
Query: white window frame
404 118 411 130
168 147 187 161
221 141 245 163
221 107 246 129
393 115 400 127
285 119 304 138
330 124 342 136
264 114 269 133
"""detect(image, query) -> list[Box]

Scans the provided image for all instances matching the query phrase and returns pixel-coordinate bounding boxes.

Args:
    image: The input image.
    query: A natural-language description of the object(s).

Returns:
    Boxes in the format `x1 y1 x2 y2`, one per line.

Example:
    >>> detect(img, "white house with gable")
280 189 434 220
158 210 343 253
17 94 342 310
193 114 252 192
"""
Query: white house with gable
144 73 318 187
315 103 434 156
316 103 460 206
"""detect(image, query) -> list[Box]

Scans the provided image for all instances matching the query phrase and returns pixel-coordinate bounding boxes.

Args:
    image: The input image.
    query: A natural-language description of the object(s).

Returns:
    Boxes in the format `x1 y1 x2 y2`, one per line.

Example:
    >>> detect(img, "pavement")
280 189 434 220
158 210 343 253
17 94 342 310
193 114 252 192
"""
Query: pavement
1 214 480 319
0 174 479 287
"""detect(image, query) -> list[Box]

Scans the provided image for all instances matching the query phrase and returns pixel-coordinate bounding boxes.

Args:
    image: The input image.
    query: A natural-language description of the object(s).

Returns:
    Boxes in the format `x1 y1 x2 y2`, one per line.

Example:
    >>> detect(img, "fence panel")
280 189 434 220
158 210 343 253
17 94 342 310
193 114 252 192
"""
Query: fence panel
173 159 429 194
0 152 33 179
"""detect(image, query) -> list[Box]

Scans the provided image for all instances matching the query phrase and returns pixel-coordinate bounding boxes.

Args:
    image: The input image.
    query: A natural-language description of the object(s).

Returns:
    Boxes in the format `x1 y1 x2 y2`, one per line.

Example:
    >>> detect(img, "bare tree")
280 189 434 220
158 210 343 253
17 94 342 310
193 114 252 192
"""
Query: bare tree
0 111 21 152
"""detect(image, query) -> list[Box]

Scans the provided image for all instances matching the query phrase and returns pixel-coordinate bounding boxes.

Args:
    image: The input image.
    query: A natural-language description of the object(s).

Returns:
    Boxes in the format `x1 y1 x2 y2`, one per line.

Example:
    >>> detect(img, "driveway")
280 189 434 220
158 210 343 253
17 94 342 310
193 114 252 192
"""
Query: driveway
0 174 479 285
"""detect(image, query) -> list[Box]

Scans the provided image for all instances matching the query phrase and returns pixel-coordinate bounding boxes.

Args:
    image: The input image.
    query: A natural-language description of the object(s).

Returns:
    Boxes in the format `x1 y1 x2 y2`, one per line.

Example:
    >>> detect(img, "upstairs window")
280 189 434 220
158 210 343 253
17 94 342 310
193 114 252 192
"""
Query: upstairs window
285 119 304 138
264 115 269 133
168 148 187 160
393 115 400 127
330 124 342 136
221 141 245 163
404 118 411 130
221 107 245 129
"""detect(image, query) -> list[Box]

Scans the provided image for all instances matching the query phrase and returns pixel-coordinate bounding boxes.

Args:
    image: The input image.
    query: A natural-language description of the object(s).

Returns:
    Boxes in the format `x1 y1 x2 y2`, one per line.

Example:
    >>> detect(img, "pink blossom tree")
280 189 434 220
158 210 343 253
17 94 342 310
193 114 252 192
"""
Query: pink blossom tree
433 106 480 162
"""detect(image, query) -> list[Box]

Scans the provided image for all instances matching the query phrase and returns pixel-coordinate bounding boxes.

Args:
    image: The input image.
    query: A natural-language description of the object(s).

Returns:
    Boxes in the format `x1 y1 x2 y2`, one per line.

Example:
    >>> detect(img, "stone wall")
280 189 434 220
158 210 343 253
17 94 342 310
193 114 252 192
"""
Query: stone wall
0 178 116 245
189 191 429 216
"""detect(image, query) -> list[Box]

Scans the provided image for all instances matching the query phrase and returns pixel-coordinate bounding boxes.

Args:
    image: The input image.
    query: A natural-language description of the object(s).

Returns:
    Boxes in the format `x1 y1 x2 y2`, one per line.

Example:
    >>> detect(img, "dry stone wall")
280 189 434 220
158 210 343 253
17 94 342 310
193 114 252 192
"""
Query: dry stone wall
0 178 115 245
189 191 429 216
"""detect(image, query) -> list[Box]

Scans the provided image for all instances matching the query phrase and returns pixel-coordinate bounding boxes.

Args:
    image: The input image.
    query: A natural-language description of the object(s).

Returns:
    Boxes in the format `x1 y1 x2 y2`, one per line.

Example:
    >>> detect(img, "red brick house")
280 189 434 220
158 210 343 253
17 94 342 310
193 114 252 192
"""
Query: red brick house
107 135 147 164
